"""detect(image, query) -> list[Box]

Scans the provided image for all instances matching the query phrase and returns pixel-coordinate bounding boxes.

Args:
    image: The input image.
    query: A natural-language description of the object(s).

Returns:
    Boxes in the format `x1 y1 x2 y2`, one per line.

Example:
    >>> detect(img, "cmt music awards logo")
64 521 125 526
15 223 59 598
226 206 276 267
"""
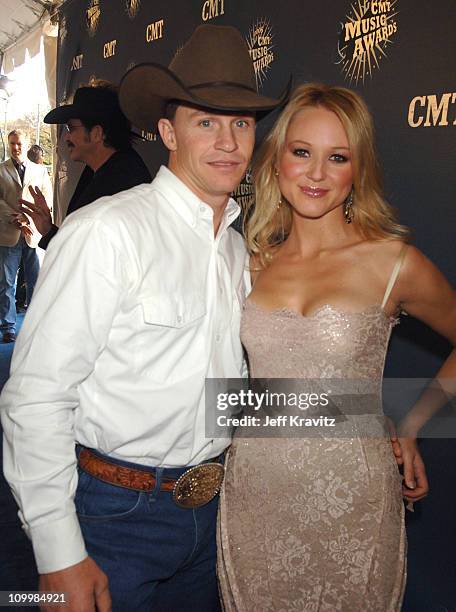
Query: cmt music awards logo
336 0 398 83
86 0 101 37
232 167 254 209
246 19 275 88
125 0 141 20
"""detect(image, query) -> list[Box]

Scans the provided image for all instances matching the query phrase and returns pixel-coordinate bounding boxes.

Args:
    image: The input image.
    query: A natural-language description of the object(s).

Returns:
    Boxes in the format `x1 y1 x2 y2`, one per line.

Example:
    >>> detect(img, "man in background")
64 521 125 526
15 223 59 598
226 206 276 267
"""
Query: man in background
0 129 52 342
20 81 151 249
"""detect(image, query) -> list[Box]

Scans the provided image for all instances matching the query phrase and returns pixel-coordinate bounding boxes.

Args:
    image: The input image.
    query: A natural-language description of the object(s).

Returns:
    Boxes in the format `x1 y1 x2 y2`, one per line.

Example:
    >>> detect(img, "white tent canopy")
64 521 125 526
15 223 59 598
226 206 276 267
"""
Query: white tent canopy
0 0 60 74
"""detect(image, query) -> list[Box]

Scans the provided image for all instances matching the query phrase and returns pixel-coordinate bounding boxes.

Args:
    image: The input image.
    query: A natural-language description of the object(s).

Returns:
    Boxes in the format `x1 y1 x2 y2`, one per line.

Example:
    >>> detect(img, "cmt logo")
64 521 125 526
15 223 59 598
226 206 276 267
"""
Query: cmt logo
103 39 117 58
146 19 164 42
71 54 83 70
202 0 225 21
408 92 456 127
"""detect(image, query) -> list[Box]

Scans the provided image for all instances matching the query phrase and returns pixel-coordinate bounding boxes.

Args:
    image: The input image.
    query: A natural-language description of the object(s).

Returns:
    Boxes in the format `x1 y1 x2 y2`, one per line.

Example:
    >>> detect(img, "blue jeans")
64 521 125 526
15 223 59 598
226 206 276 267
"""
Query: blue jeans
75 447 222 612
0 237 39 333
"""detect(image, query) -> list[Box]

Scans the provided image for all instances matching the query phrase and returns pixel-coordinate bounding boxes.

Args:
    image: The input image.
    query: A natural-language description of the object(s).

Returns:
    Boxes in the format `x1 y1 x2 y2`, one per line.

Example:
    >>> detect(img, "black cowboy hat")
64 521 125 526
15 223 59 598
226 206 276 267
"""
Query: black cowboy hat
118 24 291 130
44 86 128 125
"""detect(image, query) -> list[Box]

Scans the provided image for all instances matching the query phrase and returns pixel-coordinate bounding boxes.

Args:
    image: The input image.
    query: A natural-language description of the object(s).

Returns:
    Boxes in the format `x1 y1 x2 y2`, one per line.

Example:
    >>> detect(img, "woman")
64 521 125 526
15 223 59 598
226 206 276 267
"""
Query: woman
218 84 456 611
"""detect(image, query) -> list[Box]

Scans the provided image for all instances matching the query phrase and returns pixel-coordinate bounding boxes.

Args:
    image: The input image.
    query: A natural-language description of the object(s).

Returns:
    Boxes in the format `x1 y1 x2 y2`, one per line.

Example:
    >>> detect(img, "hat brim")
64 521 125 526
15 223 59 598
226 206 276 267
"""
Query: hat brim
44 104 81 124
44 104 119 124
119 62 291 131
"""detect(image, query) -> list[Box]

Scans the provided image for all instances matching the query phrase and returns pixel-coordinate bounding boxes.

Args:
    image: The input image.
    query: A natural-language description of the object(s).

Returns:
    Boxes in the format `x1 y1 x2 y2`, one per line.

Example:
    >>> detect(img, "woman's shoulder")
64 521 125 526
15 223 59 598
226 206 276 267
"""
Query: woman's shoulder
360 239 444 299
354 238 411 270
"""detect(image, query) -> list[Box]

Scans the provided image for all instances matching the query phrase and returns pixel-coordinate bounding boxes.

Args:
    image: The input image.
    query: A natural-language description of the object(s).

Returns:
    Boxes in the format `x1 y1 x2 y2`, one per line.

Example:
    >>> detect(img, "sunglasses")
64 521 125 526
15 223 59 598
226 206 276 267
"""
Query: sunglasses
63 123 85 133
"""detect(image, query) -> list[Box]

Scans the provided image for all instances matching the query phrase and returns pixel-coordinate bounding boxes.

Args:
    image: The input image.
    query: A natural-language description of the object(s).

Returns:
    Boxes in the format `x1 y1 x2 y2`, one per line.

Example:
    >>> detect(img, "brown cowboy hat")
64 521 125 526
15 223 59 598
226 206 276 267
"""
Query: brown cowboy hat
119 24 291 130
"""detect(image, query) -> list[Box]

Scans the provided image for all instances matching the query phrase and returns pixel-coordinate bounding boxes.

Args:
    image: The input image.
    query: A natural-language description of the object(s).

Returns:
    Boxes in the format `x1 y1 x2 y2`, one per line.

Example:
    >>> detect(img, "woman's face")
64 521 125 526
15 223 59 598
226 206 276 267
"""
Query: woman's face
277 106 354 220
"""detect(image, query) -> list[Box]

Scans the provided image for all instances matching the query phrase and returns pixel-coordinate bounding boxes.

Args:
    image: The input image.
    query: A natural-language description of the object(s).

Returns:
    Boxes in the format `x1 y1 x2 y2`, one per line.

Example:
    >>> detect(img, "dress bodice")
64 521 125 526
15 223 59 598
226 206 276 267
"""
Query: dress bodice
241 300 397 380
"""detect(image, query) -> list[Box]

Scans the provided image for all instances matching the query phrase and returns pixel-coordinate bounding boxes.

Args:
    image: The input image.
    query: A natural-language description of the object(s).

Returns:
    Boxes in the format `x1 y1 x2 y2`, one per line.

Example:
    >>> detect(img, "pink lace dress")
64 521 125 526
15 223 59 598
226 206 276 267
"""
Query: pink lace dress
218 252 407 612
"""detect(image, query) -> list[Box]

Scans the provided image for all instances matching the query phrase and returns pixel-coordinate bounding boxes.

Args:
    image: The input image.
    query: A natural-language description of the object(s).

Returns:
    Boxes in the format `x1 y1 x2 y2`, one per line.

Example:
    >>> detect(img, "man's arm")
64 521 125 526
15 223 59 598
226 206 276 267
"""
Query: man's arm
1 213 126 573
37 223 59 249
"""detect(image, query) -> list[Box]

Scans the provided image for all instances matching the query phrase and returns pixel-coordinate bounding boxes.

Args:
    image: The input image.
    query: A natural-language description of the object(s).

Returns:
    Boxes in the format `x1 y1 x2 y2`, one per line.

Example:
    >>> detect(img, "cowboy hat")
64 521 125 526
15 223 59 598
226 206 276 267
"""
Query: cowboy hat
44 85 129 126
119 24 291 130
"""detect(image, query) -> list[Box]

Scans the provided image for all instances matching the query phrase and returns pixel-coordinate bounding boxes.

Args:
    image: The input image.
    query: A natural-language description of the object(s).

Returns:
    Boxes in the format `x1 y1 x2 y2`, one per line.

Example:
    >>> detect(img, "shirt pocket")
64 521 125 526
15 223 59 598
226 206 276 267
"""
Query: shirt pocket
141 295 206 328
138 294 207 383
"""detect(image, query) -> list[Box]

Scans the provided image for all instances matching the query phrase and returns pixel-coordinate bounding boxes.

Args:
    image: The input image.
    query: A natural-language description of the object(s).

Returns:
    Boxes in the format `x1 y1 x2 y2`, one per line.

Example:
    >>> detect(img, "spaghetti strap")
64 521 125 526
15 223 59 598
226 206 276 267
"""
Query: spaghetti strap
381 244 408 309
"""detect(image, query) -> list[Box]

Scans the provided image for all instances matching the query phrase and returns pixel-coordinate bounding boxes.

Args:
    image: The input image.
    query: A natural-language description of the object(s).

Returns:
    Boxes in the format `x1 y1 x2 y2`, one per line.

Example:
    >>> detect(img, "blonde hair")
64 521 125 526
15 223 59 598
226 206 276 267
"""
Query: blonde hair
246 83 409 264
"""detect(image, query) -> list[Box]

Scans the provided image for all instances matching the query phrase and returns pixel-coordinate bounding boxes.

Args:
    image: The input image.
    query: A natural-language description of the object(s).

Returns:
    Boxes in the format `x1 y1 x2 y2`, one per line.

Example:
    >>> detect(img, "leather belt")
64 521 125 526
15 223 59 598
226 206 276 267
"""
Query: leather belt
78 448 175 492
78 447 225 508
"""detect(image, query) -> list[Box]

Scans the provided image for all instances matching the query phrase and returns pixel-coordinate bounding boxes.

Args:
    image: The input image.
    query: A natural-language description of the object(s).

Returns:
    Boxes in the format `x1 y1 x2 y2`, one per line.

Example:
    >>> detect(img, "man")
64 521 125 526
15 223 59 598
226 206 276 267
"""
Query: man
1 25 289 611
20 81 151 250
0 129 52 342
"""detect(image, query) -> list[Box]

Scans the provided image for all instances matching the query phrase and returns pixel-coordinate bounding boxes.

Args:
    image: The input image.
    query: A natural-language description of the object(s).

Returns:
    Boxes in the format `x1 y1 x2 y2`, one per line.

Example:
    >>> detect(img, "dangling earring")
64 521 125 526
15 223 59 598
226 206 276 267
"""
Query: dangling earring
274 169 281 210
343 189 354 224
276 195 286 242
274 168 285 241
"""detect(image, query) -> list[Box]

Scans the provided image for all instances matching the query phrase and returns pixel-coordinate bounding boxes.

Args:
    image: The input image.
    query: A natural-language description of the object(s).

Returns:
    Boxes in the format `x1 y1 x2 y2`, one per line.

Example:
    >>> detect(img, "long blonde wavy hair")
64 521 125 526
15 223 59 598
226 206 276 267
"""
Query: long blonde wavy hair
245 83 409 264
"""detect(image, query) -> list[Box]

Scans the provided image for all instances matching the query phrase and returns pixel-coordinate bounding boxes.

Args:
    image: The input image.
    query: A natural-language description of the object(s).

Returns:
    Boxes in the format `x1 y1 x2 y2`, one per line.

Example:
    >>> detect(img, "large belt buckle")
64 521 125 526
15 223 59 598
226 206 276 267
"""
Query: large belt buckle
172 462 225 509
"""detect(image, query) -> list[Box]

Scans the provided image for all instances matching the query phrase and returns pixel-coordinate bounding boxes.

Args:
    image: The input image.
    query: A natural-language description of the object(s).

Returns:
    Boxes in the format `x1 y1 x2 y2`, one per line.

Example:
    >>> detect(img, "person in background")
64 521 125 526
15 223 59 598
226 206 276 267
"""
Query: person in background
20 80 151 250
13 144 47 312
0 129 52 342
27 144 45 165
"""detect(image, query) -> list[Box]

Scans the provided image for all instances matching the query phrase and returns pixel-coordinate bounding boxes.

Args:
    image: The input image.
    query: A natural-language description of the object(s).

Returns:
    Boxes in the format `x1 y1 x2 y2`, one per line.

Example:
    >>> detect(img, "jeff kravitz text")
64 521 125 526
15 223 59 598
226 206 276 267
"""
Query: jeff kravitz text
217 414 336 428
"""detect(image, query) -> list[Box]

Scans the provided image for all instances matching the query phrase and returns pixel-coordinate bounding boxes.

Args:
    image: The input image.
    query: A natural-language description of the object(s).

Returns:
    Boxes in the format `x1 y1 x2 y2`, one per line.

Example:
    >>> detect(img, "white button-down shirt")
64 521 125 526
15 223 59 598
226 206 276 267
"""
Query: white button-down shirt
1 166 249 573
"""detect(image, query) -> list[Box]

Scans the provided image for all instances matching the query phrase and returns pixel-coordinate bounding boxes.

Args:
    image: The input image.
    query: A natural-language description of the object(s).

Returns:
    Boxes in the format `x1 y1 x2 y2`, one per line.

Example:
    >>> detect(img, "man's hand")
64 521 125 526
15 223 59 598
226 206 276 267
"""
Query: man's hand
9 212 34 239
398 437 429 502
39 556 111 612
20 185 52 237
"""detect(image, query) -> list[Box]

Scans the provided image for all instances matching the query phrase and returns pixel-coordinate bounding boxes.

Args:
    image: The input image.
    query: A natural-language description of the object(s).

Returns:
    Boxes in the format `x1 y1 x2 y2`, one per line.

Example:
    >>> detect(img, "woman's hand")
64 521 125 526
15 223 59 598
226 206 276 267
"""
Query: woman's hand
397 437 429 502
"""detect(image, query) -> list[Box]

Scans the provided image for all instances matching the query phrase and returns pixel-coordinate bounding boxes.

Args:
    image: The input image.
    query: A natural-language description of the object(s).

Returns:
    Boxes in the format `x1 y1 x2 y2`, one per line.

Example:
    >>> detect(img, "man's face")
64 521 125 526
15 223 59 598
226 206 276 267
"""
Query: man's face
8 134 28 163
64 119 96 163
161 106 256 206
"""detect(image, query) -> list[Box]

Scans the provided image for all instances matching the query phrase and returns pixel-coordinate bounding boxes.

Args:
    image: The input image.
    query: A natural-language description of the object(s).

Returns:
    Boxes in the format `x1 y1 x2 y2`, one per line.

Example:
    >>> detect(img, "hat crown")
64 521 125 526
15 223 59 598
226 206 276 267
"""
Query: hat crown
169 25 256 92
73 87 119 113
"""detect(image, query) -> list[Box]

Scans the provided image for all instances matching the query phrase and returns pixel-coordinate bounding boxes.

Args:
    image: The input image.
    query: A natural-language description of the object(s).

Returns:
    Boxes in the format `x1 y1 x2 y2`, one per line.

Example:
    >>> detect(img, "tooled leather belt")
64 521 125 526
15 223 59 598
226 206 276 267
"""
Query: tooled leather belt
78 447 225 509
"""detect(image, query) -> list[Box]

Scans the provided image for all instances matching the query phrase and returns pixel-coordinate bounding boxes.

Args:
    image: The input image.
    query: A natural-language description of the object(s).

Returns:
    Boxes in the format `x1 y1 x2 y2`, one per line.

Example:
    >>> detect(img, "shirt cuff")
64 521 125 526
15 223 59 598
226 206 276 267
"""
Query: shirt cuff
29 514 87 574
38 224 58 250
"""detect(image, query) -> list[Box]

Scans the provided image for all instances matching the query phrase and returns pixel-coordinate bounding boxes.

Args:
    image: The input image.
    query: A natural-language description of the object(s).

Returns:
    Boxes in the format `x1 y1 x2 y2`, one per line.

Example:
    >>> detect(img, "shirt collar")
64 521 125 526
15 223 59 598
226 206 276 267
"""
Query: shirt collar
12 158 25 170
153 166 240 234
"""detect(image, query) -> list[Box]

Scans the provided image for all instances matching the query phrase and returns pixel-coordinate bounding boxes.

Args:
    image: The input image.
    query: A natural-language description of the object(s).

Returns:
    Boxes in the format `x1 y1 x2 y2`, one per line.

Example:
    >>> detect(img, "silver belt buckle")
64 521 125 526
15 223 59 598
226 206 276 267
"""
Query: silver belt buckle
172 462 225 509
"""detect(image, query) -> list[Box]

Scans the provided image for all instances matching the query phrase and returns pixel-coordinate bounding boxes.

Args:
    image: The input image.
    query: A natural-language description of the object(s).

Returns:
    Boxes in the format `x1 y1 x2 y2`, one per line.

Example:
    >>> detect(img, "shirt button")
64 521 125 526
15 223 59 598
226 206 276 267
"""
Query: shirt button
177 315 183 323
199 205 205 213
216 334 221 342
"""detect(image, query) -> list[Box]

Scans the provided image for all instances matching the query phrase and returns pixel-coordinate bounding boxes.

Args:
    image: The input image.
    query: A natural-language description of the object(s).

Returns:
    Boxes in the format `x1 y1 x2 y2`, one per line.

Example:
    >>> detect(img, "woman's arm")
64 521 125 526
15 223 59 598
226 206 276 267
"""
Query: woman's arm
393 246 456 501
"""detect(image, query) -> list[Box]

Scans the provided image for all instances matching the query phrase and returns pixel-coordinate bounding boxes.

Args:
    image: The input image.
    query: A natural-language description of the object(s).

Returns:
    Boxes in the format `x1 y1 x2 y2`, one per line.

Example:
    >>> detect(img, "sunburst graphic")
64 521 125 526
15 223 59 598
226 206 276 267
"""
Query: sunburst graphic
246 19 275 89
337 0 399 84
125 0 141 20
86 0 101 38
